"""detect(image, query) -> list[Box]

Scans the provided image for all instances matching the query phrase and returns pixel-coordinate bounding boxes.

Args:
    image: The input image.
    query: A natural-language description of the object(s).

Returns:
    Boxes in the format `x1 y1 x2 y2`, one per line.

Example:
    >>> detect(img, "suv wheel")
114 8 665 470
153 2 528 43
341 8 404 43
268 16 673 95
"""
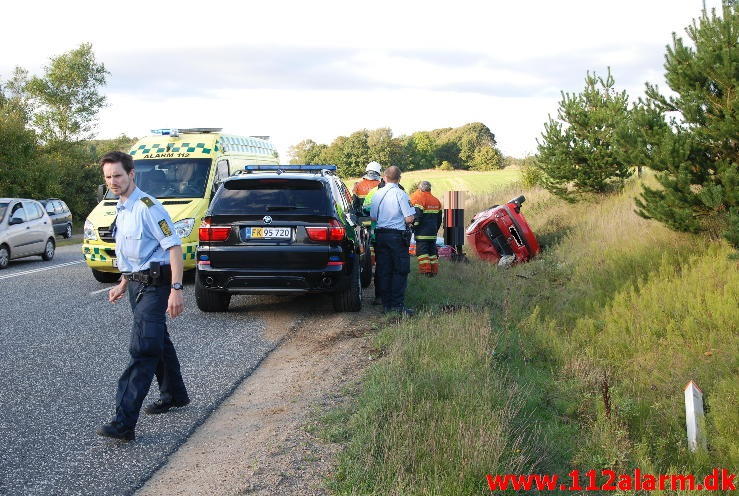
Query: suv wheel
195 276 231 312
92 269 121 283
332 261 362 312
64 223 72 239
0 245 9 270
41 238 55 261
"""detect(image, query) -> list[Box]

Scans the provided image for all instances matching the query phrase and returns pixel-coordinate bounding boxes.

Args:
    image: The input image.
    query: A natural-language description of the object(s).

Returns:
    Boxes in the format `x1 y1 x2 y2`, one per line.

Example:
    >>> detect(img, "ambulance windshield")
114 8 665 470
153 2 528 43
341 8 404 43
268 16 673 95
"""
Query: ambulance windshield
105 158 212 199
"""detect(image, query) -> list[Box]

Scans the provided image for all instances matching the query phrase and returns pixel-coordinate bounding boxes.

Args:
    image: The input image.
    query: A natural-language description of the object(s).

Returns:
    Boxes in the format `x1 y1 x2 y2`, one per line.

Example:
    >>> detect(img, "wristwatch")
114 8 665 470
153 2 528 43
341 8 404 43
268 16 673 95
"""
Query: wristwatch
171 283 184 290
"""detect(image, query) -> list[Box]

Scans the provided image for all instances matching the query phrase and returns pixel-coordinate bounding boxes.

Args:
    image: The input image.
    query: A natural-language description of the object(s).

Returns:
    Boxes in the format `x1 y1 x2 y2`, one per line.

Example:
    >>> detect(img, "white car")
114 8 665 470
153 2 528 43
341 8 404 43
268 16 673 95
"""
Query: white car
0 198 56 269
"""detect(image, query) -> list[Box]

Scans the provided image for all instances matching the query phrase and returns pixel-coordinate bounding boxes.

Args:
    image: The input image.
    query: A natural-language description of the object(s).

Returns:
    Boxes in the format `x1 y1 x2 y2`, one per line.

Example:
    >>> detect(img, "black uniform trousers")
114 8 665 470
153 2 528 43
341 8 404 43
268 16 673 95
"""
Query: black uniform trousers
114 281 188 429
375 229 410 310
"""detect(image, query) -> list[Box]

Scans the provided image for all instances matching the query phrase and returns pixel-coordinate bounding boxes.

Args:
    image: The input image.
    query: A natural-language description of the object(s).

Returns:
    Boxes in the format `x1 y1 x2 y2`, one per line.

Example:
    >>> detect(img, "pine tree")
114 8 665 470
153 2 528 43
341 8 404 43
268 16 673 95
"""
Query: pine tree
536 69 632 201
635 3 738 248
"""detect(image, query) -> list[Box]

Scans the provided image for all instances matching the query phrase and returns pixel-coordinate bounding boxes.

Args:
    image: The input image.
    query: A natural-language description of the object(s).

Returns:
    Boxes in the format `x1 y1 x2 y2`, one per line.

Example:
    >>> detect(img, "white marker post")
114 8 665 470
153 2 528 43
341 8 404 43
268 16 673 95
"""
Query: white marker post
684 381 707 452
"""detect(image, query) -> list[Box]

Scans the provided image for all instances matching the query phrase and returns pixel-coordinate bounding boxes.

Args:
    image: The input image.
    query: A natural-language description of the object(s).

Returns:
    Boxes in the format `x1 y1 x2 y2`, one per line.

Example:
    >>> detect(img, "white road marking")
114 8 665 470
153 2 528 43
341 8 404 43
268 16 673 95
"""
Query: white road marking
89 287 113 295
0 260 85 281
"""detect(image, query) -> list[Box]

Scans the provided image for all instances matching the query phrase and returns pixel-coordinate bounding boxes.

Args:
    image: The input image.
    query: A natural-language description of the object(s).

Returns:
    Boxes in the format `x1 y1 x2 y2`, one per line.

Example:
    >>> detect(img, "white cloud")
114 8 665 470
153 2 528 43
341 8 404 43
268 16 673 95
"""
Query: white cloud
1 0 725 160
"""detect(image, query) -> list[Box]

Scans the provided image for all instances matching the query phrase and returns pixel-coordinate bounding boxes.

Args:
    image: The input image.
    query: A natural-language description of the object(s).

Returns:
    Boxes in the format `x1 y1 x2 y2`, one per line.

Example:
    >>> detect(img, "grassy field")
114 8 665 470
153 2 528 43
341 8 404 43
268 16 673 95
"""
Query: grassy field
344 168 521 198
323 178 739 495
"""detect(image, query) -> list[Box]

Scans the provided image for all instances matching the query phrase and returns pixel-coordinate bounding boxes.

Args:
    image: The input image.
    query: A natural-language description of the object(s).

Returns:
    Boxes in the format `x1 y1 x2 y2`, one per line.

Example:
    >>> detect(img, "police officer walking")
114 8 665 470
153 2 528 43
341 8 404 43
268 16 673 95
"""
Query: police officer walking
369 166 416 316
96 151 189 442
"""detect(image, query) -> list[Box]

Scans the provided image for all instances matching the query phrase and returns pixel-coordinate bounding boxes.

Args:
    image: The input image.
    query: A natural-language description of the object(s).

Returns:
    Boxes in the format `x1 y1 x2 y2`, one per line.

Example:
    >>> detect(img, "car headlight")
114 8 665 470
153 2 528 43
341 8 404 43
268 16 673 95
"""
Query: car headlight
84 219 97 240
173 218 195 239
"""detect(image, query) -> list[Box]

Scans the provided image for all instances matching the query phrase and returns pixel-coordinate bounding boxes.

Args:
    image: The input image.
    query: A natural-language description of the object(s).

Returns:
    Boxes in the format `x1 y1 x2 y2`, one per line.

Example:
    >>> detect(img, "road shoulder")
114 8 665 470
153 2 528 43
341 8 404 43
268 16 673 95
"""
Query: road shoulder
136 298 379 496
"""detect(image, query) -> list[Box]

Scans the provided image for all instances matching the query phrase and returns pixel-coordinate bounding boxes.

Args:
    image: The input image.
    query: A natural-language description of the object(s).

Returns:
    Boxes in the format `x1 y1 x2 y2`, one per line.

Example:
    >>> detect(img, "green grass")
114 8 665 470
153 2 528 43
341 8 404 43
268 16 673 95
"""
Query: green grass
344 168 521 198
323 178 739 495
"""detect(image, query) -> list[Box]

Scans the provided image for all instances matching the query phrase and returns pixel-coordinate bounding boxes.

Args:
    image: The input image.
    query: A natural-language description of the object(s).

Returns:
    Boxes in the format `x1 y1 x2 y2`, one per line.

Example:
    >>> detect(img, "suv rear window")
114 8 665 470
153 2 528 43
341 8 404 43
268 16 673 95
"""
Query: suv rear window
213 178 330 215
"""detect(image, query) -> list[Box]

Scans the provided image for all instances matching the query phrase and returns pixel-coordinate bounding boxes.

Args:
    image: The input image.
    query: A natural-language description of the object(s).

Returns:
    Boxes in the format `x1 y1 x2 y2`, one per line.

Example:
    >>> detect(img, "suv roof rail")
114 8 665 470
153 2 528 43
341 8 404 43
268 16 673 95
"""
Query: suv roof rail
239 164 337 176
151 128 223 136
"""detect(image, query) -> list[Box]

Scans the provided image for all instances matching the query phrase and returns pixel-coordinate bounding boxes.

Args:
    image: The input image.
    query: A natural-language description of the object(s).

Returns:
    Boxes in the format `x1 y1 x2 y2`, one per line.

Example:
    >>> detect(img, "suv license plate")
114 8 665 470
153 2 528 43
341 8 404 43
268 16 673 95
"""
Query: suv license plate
244 227 291 239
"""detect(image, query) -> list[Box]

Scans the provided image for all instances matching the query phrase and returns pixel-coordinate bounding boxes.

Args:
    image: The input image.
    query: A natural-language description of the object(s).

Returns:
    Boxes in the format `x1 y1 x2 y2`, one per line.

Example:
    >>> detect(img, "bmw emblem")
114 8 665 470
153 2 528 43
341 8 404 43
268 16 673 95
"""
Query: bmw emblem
263 215 273 224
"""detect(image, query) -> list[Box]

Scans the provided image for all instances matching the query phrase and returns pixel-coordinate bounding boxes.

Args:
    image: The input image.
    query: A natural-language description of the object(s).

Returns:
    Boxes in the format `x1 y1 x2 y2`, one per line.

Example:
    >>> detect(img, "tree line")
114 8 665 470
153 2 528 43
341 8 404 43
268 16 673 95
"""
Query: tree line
533 3 737 249
0 43 134 220
288 122 504 178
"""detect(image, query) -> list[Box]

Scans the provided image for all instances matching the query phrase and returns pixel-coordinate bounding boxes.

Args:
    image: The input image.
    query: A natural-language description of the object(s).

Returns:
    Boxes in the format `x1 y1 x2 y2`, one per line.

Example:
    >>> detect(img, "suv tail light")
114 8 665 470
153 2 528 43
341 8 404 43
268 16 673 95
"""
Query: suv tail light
306 219 345 242
199 217 231 242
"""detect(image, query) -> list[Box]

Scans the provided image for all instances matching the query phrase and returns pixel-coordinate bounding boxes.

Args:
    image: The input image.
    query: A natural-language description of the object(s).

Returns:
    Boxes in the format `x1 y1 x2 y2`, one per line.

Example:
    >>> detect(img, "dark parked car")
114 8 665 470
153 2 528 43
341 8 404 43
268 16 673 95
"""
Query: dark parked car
40 198 73 239
0 198 56 269
195 165 372 312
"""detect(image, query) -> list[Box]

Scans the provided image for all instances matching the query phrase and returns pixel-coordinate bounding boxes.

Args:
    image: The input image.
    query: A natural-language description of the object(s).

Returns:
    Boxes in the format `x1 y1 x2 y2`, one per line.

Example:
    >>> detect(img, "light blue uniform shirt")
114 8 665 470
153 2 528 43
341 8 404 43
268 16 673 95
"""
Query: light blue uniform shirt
369 183 415 230
114 187 180 273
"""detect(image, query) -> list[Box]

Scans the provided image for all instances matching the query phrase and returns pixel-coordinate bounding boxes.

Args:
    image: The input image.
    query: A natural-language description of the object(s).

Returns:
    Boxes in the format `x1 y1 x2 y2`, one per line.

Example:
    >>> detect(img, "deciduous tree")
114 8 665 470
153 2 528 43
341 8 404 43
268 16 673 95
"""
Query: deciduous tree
26 43 108 144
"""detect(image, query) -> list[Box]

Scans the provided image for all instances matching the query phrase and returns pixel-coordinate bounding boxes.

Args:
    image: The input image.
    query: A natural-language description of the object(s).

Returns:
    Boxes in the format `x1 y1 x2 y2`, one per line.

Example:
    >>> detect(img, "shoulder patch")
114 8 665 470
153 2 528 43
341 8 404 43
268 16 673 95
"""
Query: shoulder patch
158 219 172 237
140 197 155 208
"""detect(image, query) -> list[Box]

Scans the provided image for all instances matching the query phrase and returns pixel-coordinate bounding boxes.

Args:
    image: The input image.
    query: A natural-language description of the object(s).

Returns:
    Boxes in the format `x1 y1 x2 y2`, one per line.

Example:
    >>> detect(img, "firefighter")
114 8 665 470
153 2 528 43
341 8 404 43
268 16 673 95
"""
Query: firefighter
351 161 382 212
409 181 442 276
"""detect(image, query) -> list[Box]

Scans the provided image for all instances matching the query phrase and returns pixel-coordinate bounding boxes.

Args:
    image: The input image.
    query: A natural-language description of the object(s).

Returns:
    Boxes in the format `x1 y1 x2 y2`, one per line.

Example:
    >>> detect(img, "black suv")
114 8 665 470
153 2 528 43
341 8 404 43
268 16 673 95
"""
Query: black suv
40 199 73 238
195 165 372 312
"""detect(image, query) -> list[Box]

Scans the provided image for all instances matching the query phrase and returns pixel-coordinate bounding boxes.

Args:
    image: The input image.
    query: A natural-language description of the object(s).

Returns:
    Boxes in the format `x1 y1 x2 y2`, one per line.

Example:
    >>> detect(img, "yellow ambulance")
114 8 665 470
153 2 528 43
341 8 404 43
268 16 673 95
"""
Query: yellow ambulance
82 128 279 282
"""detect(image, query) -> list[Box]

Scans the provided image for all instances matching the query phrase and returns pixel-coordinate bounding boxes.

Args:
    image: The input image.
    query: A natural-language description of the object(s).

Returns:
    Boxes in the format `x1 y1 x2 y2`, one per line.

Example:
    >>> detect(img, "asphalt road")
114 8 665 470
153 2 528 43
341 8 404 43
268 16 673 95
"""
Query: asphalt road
0 243 297 495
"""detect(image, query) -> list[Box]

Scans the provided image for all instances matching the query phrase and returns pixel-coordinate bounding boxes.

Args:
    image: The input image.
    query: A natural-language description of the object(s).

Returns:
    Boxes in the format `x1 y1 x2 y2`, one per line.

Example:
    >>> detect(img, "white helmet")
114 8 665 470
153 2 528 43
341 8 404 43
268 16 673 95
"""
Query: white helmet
365 161 382 175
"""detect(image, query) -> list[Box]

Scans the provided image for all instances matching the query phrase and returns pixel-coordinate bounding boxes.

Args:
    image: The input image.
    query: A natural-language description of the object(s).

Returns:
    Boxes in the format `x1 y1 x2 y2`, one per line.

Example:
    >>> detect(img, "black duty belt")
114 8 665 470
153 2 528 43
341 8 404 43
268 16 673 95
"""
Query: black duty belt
375 228 405 234
124 264 172 285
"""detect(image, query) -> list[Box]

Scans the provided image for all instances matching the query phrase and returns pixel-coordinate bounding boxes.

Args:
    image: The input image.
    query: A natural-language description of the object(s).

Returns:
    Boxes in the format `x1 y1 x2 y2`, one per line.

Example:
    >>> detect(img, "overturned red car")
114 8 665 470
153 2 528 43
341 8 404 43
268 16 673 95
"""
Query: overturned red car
465 195 540 265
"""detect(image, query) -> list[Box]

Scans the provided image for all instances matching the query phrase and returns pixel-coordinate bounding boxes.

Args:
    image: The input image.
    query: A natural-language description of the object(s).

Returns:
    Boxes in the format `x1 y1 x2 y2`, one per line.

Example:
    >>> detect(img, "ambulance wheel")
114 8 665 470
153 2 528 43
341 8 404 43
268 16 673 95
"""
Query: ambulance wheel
333 261 362 312
92 269 121 283
195 276 231 312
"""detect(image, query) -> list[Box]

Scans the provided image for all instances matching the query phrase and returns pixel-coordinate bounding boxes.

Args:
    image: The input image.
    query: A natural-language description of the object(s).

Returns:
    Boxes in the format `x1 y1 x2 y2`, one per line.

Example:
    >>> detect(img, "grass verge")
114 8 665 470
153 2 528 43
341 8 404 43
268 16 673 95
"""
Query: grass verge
322 178 738 495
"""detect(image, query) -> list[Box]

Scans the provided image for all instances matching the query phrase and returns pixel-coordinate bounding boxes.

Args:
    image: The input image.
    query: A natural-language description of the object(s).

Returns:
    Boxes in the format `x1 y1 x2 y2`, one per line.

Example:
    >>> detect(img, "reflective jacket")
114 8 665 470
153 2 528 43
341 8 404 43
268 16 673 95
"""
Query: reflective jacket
352 178 380 211
409 190 442 240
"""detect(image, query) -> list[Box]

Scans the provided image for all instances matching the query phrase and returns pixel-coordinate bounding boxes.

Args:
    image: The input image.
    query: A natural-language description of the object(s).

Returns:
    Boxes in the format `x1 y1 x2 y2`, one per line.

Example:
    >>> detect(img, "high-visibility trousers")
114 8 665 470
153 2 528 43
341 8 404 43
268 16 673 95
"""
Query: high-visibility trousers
415 239 438 274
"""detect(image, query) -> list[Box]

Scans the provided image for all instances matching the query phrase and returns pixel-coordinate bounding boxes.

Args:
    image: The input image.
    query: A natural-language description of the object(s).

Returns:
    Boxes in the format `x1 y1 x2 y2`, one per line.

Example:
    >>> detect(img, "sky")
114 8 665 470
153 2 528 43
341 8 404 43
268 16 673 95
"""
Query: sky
0 0 724 161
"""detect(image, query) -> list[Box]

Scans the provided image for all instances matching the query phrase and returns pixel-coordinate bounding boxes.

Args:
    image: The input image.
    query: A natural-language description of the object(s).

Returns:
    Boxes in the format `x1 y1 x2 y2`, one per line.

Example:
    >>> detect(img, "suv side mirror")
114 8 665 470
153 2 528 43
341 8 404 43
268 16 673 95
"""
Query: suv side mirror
9 217 24 225
96 184 106 203
211 181 221 201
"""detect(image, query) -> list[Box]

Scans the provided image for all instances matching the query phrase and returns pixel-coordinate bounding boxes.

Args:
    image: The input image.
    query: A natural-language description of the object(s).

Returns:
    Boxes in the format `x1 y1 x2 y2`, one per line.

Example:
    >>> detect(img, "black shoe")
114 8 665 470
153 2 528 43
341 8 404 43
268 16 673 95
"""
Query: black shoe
144 397 190 415
372 297 382 305
383 306 415 317
96 421 135 441
398 307 415 317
